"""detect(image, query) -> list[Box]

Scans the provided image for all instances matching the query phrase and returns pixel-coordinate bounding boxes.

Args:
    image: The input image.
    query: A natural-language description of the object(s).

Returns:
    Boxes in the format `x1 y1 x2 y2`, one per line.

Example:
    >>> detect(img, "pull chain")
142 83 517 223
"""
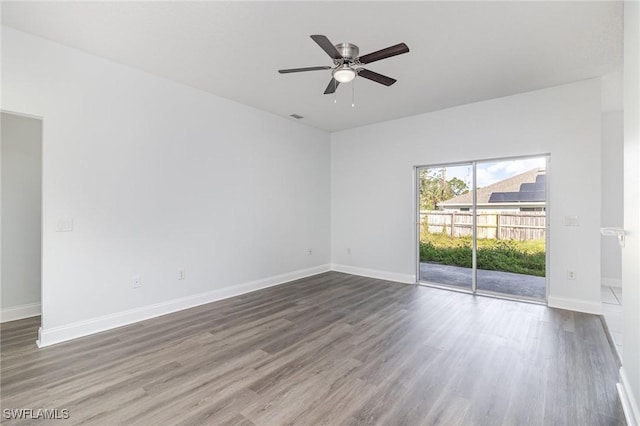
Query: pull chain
334 79 337 104
351 76 356 107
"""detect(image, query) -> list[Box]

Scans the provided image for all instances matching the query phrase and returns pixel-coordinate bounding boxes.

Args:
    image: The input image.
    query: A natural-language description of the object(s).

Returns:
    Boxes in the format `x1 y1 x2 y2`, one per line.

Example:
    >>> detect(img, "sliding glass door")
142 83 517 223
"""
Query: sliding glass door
474 158 547 300
418 164 474 292
417 155 548 302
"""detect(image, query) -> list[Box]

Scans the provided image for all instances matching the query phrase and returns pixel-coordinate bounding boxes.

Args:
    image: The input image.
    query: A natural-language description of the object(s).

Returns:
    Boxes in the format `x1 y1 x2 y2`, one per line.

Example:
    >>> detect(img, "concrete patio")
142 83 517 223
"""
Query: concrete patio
419 262 546 300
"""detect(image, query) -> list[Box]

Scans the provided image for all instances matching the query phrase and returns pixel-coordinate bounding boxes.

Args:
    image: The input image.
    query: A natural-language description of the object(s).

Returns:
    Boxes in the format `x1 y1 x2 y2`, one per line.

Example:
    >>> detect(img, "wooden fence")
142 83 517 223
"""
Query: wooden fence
420 210 546 240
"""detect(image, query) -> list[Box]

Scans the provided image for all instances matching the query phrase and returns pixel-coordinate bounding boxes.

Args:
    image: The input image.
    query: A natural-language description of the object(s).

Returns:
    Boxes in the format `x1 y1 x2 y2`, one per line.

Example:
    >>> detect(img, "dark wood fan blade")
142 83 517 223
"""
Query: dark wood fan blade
358 43 409 64
311 35 342 60
358 69 397 86
324 78 340 94
278 66 332 74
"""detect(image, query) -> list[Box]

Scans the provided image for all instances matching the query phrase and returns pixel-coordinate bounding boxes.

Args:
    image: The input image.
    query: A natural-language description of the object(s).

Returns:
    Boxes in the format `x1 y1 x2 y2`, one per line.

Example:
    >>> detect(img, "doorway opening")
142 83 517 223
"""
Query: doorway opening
416 155 548 302
1 112 43 327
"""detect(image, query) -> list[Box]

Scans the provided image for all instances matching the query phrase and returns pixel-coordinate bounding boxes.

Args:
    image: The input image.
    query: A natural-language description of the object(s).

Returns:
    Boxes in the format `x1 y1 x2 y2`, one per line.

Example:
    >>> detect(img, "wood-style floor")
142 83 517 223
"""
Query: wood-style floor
1 272 624 425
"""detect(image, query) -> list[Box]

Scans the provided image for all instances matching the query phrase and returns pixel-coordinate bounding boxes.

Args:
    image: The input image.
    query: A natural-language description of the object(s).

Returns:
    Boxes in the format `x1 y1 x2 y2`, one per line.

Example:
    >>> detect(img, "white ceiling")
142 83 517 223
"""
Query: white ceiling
1 1 623 132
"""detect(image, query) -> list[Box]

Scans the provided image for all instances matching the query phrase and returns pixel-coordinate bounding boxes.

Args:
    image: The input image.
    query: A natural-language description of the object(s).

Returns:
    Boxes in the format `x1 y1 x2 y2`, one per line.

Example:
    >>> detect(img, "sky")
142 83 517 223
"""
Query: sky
435 156 546 188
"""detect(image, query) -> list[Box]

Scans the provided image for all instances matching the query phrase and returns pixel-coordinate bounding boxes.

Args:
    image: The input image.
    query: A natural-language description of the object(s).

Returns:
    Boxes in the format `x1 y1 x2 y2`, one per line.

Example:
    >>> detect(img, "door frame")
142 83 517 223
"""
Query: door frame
0 109 45 335
414 153 550 304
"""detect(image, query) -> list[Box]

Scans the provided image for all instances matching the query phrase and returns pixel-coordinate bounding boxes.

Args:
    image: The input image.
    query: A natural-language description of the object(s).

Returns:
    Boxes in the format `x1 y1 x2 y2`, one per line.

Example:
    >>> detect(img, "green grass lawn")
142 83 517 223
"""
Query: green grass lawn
420 232 546 277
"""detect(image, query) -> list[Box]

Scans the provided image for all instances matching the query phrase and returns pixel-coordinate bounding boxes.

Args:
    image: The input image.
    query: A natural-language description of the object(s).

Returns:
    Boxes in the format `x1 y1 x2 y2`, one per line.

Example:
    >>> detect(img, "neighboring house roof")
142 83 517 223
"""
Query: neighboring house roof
438 168 546 207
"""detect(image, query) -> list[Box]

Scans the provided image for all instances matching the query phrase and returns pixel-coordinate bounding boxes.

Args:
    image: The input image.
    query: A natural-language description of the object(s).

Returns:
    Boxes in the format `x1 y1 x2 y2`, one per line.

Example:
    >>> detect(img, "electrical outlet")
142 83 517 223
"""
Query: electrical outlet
567 270 576 280
56 217 74 232
347 248 351 255
132 275 141 289
308 249 313 256
564 215 580 227
177 268 186 280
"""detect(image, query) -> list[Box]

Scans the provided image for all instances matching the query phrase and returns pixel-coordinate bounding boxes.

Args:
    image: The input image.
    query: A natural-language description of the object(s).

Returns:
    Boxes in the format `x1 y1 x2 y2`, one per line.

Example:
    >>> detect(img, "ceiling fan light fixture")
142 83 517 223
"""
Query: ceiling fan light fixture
333 66 356 83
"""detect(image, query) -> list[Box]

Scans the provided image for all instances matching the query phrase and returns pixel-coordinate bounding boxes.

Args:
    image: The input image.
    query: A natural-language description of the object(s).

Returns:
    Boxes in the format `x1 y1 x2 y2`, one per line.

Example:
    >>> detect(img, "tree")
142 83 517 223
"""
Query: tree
448 177 469 197
419 169 469 210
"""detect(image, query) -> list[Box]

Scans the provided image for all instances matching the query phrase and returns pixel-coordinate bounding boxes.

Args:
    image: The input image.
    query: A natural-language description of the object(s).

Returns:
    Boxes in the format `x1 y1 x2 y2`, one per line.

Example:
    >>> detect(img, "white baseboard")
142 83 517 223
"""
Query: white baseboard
0 302 41 323
331 267 603 315
331 264 415 284
618 367 640 426
602 277 622 288
36 264 330 348
547 295 602 314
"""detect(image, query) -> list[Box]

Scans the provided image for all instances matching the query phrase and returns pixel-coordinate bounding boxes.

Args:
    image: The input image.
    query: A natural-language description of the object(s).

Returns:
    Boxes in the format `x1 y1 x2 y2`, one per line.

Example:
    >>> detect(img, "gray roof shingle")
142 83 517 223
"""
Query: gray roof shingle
439 168 546 206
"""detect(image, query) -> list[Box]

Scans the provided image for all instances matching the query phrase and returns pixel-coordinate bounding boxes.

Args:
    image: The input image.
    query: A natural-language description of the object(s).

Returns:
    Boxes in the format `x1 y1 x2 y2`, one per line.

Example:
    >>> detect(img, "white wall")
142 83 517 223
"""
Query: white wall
601 110 623 286
619 1 640 423
1 112 42 321
0 22 623 356
1 27 331 345
331 79 602 314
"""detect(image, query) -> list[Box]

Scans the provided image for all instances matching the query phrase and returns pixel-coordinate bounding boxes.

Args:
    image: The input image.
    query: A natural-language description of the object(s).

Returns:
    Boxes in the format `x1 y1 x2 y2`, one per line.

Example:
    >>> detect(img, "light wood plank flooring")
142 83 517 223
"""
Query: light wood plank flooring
1 272 624 425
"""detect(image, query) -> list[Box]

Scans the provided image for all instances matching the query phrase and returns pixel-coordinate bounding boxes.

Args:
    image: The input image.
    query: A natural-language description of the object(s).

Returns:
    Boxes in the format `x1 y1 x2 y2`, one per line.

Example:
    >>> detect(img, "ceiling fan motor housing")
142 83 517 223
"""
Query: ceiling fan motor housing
334 43 359 62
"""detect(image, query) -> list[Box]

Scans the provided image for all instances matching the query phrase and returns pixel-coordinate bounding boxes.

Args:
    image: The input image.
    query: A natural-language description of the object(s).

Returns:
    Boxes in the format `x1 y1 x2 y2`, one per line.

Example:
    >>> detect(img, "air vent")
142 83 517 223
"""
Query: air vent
289 114 304 119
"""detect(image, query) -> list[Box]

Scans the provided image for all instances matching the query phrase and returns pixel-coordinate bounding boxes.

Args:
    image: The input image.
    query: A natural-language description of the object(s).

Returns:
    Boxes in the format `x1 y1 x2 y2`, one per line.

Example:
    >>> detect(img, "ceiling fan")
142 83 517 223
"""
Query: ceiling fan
278 35 409 95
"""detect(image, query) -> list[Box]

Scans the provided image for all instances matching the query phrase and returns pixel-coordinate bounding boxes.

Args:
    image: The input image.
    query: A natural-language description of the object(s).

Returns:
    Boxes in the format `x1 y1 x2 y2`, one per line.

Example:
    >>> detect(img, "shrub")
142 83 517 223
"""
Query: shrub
419 232 545 277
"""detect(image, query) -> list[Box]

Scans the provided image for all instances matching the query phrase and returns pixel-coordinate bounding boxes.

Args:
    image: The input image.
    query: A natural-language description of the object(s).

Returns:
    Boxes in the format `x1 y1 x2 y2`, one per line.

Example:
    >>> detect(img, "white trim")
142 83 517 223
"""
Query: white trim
618 367 640 426
413 152 551 170
414 166 420 294
0 109 44 121
0 302 41 323
602 277 623 288
36 264 330 347
547 295 602 314
331 264 415 284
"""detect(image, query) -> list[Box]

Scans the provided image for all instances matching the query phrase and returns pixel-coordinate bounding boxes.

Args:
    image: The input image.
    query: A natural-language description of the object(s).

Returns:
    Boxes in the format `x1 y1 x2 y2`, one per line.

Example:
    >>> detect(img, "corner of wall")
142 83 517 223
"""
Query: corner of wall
618 366 640 426
547 296 602 315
